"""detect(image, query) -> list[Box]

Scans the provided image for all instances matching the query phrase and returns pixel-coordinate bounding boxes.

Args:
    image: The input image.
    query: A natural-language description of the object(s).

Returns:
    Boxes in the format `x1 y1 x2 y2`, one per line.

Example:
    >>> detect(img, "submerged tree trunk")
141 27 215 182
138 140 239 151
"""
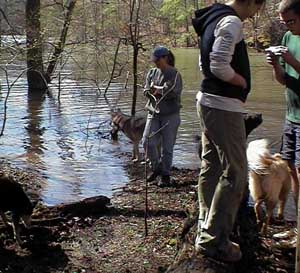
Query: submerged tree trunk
26 0 47 92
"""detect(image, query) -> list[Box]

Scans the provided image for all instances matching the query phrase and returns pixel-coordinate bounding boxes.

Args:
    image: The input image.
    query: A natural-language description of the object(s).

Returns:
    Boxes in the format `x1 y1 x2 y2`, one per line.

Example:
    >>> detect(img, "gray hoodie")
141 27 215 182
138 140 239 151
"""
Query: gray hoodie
144 66 182 116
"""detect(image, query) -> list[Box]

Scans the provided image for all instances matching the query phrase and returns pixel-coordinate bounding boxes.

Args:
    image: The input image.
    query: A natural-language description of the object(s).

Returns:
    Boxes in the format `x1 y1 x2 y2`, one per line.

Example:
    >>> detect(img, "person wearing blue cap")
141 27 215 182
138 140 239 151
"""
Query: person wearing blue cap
142 46 182 187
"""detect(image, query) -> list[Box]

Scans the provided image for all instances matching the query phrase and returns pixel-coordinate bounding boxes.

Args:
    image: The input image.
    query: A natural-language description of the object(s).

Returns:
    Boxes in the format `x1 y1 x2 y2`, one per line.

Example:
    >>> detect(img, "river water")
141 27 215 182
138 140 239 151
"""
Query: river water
0 47 295 219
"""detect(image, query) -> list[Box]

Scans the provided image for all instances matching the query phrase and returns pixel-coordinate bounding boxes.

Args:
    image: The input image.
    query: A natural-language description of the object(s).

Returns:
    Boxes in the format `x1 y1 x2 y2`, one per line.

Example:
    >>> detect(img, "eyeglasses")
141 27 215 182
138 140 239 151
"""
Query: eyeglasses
280 19 297 26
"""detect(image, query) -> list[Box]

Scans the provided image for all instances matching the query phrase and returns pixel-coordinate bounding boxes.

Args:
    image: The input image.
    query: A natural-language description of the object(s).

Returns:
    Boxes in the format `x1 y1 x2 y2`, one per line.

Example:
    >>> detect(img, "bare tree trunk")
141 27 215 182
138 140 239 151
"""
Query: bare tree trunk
0 8 2 46
93 0 100 84
131 45 138 116
0 1 16 36
81 0 87 42
45 0 77 83
26 0 47 92
173 10 177 47
0 0 8 40
129 0 142 117
184 0 190 47
0 1 3 46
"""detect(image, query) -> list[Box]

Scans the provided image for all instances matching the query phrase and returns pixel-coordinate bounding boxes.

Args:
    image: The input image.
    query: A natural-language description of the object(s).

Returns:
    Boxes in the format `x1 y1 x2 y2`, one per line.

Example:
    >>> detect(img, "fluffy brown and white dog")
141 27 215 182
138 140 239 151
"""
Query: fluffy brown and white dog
247 139 291 234
110 109 146 162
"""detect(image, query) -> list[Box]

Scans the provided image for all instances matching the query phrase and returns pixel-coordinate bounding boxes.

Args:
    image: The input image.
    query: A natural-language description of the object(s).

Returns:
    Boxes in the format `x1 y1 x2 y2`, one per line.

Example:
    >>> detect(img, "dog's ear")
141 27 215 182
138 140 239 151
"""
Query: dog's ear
244 113 263 122
244 113 263 137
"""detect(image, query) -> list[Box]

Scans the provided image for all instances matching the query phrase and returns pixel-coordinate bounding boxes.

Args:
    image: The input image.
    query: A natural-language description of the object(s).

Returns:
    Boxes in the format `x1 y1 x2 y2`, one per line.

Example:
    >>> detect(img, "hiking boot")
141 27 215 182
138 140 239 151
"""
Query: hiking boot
146 169 161 182
157 175 171 187
196 241 242 263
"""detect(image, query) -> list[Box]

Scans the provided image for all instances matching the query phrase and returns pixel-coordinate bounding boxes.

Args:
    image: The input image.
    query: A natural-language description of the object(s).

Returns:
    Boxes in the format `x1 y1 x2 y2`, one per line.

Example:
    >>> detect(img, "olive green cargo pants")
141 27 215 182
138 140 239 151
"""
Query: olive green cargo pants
195 105 248 251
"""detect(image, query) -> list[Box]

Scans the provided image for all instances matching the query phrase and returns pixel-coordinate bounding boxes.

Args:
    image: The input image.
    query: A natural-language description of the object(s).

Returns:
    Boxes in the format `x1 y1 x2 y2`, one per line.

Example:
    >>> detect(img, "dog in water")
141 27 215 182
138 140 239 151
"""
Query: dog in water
247 139 291 234
110 109 146 162
0 176 34 245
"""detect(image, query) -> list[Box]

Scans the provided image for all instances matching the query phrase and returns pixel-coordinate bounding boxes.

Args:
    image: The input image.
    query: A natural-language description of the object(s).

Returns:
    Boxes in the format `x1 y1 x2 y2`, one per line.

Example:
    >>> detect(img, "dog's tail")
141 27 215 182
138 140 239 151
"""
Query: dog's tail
247 139 274 175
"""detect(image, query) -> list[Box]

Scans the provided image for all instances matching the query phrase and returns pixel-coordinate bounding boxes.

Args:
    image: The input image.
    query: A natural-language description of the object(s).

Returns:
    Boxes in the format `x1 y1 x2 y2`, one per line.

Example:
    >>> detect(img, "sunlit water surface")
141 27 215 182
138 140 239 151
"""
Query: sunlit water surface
0 47 295 220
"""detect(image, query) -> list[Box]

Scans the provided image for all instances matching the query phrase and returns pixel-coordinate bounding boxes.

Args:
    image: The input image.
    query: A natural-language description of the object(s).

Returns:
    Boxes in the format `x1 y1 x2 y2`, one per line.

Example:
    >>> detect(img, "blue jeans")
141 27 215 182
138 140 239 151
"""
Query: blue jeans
142 112 180 176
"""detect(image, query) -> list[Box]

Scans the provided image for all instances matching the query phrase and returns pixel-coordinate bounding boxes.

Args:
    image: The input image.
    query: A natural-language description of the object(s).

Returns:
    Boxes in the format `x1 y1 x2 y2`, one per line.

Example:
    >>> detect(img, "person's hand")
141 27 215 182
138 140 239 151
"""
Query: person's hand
281 50 296 66
240 77 247 90
145 90 153 99
153 89 162 98
229 73 247 90
153 90 159 96
266 52 278 67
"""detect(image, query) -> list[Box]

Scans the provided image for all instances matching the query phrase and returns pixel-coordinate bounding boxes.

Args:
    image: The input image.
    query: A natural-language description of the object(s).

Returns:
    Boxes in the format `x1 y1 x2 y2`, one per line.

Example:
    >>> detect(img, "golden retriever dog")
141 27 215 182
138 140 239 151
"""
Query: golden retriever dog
247 139 291 234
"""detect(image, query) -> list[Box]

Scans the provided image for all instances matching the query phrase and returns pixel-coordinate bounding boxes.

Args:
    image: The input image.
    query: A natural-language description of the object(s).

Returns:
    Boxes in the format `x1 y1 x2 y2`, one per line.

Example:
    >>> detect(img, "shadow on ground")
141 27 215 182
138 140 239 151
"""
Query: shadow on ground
0 225 68 273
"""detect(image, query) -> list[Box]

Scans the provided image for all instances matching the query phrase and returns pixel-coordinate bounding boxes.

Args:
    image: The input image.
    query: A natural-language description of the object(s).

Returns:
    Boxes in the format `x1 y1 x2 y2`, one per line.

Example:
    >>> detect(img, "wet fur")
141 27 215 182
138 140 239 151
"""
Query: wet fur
247 139 291 234
0 176 33 245
111 109 146 162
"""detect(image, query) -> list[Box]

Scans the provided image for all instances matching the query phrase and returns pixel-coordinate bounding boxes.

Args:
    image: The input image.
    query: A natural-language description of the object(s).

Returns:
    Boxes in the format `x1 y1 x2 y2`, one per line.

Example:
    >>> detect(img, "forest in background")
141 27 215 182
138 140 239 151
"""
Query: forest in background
1 0 288 46
0 0 289 117
0 2 297 273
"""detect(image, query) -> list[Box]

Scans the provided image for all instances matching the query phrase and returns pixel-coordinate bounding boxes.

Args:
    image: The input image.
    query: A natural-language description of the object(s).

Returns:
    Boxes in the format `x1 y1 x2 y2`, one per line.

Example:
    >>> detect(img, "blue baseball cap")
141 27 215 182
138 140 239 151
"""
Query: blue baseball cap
151 46 169 62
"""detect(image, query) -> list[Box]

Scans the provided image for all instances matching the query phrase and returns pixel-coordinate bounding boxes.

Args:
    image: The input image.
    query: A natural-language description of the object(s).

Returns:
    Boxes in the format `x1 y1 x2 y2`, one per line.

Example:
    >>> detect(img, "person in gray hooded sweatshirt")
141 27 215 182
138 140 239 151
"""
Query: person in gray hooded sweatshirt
142 46 182 187
192 0 265 263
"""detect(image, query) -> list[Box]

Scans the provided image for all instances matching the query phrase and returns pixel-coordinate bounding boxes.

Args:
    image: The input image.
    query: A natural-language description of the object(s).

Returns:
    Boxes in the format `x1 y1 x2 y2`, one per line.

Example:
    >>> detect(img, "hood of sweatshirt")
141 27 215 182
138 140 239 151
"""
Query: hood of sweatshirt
192 3 237 36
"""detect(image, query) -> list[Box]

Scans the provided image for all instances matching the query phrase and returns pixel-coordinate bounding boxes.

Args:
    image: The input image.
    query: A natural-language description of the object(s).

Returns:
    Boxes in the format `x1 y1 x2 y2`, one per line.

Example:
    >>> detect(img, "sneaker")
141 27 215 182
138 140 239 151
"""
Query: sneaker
273 228 297 240
157 175 171 187
196 241 242 263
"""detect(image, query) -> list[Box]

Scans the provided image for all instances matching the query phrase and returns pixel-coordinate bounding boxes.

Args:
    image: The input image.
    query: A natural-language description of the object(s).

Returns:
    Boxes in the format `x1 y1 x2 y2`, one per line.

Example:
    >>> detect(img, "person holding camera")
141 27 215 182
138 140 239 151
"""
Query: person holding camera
142 46 182 187
266 0 300 247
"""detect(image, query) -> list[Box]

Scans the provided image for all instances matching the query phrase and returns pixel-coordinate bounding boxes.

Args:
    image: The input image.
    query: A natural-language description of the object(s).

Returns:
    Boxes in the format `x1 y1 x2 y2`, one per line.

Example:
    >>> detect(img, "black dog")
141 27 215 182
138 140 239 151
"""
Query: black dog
0 176 34 245
197 113 263 158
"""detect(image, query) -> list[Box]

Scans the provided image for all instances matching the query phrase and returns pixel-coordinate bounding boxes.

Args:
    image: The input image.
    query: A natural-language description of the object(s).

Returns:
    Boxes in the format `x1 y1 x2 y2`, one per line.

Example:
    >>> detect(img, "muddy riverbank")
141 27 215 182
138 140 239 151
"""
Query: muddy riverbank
0 158 296 273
